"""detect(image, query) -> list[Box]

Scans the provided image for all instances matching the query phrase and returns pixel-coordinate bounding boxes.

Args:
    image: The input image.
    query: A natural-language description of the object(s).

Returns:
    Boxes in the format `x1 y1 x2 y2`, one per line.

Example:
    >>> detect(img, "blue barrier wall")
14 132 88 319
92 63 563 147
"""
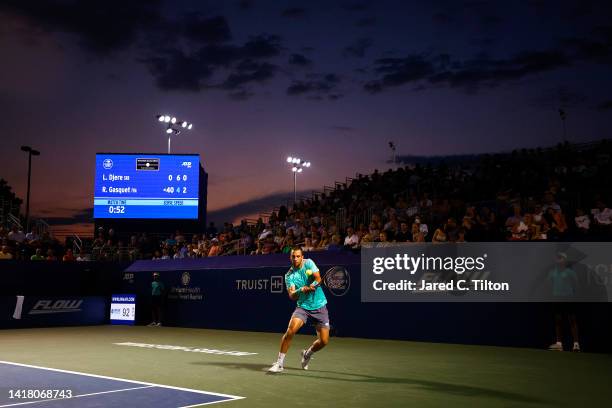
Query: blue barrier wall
1 255 611 351
1 296 107 328
124 254 612 351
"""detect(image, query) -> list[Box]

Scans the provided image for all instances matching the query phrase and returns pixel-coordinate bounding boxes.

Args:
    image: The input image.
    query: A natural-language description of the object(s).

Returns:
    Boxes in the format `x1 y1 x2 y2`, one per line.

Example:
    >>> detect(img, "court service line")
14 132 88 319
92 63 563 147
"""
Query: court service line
0 386 154 407
0 361 244 401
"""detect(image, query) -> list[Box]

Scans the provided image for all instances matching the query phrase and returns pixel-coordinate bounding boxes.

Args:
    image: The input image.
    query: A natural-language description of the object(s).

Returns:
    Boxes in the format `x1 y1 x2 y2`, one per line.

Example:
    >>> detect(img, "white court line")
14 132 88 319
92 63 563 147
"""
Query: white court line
0 361 244 403
0 386 153 407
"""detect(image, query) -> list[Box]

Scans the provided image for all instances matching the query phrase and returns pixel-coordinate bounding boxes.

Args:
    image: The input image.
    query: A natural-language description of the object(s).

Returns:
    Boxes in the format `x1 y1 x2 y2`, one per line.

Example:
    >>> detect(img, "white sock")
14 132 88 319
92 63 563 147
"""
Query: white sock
277 352 286 365
555 341 562 346
573 342 580 347
305 346 314 357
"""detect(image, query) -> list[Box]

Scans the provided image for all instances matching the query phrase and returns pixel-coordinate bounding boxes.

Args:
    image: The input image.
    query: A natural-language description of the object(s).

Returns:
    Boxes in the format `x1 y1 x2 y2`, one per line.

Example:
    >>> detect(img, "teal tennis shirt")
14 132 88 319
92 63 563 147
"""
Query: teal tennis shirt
548 267 577 297
152 281 164 296
285 258 327 310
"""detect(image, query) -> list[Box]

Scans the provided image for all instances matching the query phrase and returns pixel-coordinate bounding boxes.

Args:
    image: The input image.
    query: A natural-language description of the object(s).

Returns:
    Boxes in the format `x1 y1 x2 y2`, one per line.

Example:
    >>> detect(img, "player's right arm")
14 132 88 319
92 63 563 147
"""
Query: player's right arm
288 284 299 300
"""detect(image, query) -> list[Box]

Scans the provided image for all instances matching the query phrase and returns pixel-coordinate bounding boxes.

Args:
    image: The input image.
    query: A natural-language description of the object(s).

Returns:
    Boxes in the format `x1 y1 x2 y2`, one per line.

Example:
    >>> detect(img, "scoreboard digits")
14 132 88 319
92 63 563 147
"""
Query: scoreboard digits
94 154 200 219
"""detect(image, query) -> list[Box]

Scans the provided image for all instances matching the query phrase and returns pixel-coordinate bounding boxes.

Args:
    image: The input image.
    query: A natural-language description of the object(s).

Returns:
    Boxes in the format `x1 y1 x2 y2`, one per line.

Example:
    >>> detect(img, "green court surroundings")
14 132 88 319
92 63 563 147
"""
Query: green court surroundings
1 325 610 408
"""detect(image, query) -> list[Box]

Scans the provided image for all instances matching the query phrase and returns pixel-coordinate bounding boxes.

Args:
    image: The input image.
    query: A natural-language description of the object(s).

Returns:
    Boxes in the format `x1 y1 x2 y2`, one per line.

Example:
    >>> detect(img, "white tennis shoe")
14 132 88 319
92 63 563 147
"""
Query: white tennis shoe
301 349 312 370
268 361 284 373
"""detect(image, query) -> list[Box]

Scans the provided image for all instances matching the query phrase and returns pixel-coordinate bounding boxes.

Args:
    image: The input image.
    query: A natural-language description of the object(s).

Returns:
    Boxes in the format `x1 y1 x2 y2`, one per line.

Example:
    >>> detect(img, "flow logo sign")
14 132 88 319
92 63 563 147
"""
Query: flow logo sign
270 276 284 293
28 299 83 315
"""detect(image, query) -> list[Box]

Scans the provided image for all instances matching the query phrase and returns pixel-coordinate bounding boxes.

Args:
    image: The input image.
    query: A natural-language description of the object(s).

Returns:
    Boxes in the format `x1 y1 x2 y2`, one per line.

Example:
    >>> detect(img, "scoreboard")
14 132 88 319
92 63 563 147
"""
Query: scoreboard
110 294 136 325
94 153 200 219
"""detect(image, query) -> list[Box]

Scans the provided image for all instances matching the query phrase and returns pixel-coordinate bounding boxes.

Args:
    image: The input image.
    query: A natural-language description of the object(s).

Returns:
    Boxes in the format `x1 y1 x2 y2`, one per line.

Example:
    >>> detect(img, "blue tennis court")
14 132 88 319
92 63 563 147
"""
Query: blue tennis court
0 361 243 407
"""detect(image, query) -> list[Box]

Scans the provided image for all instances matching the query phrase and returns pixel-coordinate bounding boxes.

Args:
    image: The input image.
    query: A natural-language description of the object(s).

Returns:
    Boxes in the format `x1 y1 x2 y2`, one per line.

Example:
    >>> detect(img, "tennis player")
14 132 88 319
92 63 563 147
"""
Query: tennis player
268 247 330 373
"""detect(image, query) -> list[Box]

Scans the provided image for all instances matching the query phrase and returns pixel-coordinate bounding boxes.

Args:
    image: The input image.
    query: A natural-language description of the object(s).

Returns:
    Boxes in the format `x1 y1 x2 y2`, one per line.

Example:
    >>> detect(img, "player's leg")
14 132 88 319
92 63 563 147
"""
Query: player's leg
568 312 580 351
269 316 304 373
301 306 330 369
548 307 564 351
281 317 305 353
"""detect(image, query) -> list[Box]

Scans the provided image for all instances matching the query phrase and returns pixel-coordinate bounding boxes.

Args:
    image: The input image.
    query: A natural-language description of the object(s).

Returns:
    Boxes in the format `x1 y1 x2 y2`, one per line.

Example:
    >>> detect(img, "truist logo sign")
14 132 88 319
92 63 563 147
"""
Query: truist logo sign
29 299 83 315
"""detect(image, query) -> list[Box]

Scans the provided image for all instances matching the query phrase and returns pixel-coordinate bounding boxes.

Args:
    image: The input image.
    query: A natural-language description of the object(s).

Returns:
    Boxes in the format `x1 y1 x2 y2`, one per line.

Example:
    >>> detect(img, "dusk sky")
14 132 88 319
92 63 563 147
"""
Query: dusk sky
1 0 611 229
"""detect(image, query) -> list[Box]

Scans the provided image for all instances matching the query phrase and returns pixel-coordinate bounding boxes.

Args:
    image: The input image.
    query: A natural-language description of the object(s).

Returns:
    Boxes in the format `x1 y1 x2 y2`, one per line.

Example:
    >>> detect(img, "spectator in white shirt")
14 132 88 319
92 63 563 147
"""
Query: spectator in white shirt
574 209 591 233
591 201 612 225
7 226 25 243
343 226 360 248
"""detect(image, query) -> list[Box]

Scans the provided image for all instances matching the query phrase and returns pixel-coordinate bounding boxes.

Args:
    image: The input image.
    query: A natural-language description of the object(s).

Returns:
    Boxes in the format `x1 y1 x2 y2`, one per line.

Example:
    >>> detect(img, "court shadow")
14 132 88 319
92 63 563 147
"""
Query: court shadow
191 361 546 404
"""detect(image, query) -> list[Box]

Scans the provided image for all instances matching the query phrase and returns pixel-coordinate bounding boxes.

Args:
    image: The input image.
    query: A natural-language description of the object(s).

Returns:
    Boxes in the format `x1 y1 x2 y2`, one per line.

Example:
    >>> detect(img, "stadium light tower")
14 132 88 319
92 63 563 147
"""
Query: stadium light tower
558 108 567 142
20 145 40 232
286 156 311 204
156 114 193 153
388 141 397 167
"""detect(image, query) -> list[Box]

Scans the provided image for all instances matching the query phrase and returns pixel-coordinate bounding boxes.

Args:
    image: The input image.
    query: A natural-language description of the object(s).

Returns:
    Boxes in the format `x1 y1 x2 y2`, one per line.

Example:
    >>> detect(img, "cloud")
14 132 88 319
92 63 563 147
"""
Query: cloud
364 55 435 93
142 34 283 92
0 0 164 55
237 0 254 10
355 17 376 27
1 1 286 97
221 60 277 89
341 2 370 12
364 50 571 93
43 208 93 225
287 73 341 99
281 7 307 19
289 53 312 66
208 191 308 224
432 12 454 25
228 89 255 101
531 86 587 110
181 14 232 44
344 38 372 58
331 125 355 132
597 100 612 110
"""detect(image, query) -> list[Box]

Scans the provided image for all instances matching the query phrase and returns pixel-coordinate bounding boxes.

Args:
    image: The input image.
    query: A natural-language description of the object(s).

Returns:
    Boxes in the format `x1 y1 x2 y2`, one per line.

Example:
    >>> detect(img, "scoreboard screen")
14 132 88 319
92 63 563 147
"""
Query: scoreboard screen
94 153 199 219
110 294 136 325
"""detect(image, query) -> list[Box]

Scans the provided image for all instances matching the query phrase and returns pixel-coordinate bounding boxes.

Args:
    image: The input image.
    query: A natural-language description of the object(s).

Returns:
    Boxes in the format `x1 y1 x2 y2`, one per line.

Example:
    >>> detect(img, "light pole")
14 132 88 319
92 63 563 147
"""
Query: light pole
20 145 40 232
558 109 567 142
156 114 193 153
388 141 396 167
286 156 311 204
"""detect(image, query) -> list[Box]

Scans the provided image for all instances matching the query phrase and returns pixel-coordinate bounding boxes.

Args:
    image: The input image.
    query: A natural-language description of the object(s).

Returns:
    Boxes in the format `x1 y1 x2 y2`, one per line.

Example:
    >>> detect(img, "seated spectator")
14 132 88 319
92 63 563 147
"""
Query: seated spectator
302 237 315 252
262 236 279 255
258 224 274 241
281 237 294 254
30 248 45 261
161 248 171 260
62 249 75 262
445 218 459 242
25 228 39 243
343 227 359 248
208 239 222 257
505 205 523 232
7 226 25 244
76 250 88 261
46 249 57 261
432 224 447 244
456 229 467 242
0 245 13 260
591 200 612 226
317 230 330 250
574 209 591 236
327 234 344 251
395 222 411 242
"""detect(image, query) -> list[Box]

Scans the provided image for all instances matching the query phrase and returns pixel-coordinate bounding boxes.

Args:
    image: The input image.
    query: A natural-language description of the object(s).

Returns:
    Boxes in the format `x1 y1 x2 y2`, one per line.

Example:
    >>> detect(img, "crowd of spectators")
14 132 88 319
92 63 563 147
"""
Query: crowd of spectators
1 140 611 261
